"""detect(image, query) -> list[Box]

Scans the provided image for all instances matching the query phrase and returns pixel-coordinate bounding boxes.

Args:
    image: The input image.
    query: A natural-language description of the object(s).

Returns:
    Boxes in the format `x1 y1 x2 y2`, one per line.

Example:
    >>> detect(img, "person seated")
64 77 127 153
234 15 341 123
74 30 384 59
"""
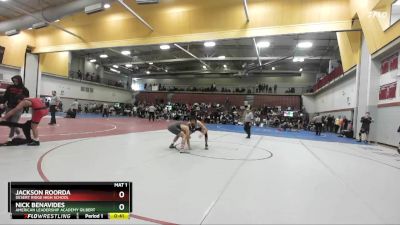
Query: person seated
65 108 77 118
338 128 354 138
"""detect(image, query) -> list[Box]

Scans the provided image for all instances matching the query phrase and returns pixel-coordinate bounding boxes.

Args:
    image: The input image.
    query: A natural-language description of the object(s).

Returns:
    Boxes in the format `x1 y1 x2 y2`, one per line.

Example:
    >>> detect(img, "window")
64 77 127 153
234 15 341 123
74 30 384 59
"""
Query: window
390 0 400 26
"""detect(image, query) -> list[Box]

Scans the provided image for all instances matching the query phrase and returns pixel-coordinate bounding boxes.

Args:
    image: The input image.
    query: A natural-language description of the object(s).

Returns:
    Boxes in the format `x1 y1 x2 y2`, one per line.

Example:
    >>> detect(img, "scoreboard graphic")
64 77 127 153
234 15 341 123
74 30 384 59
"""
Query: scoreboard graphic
8 182 132 220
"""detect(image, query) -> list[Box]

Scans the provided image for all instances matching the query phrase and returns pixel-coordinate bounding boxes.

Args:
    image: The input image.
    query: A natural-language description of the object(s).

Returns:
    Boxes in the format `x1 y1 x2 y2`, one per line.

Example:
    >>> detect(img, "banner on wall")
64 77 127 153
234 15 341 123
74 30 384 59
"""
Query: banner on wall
379 82 397 100
380 52 399 75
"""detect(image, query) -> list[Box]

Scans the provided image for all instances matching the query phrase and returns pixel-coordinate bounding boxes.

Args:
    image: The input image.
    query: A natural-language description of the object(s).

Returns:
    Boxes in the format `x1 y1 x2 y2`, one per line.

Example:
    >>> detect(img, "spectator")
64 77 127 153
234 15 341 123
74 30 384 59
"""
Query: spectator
77 70 82 80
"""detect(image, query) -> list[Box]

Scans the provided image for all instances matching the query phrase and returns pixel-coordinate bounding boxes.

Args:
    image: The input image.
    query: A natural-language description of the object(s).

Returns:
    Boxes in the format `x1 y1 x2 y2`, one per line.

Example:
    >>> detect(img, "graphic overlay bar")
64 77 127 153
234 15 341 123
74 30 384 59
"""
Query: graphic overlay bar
8 182 131 220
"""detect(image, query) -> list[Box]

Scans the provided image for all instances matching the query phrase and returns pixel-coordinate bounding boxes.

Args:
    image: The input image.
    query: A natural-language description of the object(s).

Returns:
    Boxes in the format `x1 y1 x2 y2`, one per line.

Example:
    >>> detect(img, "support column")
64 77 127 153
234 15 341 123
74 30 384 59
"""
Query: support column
354 35 380 142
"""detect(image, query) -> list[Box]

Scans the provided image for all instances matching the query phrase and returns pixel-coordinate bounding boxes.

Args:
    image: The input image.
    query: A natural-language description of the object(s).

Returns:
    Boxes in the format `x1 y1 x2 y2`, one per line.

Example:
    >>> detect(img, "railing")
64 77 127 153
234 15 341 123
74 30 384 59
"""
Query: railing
69 71 130 90
143 84 312 95
313 66 344 92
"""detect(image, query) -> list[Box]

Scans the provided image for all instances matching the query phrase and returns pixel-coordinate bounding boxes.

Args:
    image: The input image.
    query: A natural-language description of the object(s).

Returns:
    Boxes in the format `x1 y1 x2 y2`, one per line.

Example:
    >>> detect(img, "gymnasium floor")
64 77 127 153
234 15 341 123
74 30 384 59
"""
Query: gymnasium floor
0 115 400 224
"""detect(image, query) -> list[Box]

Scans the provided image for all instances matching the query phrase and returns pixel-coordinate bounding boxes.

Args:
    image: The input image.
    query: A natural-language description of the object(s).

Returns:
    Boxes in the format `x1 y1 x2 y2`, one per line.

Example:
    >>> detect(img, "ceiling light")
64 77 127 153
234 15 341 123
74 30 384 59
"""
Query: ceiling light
293 57 305 62
256 41 270 48
204 41 216 47
1 0 8 2
218 55 226 59
110 68 120 74
54 19 60 23
299 68 303 72
165 69 168 72
160 44 170 50
272 67 275 70
113 65 119 68
28 27 33 30
89 59 96 63
104 3 111 9
5 29 19 36
202 65 207 69
100 54 108 58
125 64 132 68
148 62 153 65
121 50 131 55
394 0 400 6
297 41 313 48
223 64 227 68
146 71 150 74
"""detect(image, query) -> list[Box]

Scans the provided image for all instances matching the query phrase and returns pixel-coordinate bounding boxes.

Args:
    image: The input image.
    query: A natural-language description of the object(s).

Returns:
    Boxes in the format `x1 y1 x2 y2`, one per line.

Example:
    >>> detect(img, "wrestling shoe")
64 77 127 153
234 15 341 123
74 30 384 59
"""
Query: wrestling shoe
169 143 175 149
205 145 209 150
27 140 40 146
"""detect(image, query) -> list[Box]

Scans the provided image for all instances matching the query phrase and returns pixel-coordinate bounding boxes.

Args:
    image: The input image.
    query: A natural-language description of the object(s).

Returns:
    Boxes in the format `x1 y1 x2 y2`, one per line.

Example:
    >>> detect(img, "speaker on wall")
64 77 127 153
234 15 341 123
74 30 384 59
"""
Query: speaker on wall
0 46 5 64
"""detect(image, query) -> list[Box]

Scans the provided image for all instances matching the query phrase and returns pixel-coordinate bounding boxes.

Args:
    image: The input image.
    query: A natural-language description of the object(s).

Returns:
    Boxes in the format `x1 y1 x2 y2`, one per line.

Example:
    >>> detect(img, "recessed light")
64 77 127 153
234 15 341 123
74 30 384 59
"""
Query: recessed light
100 54 108 58
54 19 60 23
299 68 303 72
293 57 305 62
160 44 170 50
256 41 270 48
272 67 275 70
148 62 153 65
28 27 33 30
104 3 111 9
218 55 226 59
146 71 150 74
202 65 207 69
165 69 168 73
121 50 131 55
89 59 96 63
297 41 313 48
125 64 132 68
223 64 227 68
204 41 216 47
113 65 119 68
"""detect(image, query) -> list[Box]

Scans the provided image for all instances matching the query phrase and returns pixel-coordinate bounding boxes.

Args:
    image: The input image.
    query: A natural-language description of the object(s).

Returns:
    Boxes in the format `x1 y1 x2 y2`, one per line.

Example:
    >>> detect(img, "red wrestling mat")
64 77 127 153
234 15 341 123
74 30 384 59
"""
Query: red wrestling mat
0 117 171 143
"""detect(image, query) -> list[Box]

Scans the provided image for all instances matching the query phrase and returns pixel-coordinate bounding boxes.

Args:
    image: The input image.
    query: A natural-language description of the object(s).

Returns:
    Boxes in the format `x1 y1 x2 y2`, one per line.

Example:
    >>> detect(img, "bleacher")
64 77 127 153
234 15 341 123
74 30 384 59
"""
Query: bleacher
253 95 301 110
135 92 168 104
136 91 301 109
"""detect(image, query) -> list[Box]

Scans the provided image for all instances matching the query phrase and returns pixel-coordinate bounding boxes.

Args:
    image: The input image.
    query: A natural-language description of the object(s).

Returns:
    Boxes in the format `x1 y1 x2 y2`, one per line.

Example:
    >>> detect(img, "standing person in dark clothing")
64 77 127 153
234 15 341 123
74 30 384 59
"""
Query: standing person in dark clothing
243 106 254 138
0 75 29 141
312 113 323 136
327 115 334 132
358 112 373 143
49 91 60 125
342 116 349 131
273 84 277 93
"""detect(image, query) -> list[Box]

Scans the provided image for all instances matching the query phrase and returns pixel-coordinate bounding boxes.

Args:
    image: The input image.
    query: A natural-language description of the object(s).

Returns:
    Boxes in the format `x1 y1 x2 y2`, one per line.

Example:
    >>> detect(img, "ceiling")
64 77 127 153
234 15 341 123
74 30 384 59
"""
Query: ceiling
0 0 71 22
71 32 341 78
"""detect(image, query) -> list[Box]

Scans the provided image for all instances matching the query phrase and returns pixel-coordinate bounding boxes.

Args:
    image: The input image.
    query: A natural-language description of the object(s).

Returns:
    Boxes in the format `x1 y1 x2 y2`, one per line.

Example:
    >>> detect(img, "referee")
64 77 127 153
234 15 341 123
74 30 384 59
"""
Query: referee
243 106 254 139
49 91 60 125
